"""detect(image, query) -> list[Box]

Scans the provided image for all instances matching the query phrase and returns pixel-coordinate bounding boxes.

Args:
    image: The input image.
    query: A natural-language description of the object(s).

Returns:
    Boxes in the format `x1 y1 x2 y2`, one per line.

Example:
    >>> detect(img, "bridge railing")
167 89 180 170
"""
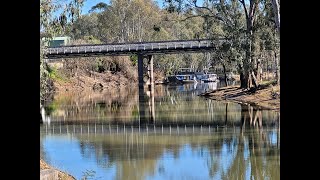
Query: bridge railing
45 39 224 56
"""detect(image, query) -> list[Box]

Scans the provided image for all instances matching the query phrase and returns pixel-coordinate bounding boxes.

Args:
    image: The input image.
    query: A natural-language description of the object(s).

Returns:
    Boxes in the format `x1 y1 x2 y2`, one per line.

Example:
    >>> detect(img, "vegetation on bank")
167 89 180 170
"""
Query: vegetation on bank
40 0 280 176
41 0 280 100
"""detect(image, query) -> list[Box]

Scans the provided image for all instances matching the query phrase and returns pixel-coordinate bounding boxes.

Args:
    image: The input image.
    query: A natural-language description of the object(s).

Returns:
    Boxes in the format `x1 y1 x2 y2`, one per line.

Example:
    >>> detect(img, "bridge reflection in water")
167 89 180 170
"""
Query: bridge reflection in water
40 82 279 179
40 123 279 180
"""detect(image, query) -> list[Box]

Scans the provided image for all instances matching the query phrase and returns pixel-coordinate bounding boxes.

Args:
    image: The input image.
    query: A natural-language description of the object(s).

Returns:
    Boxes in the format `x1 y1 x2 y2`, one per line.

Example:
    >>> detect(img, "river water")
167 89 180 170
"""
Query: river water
40 81 280 180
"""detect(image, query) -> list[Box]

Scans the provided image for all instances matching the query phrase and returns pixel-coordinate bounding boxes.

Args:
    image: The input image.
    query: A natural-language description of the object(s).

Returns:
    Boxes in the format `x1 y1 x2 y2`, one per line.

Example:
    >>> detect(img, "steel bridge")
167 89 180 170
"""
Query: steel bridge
43 39 226 124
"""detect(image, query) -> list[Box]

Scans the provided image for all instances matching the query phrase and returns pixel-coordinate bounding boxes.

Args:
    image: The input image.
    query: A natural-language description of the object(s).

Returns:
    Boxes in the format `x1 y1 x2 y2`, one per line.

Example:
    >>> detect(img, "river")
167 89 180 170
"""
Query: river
40 81 280 180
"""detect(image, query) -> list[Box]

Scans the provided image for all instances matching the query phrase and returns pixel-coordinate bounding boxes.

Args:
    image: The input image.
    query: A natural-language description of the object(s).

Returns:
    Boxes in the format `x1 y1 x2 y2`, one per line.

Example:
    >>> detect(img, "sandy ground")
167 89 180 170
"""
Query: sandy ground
200 82 280 111
40 159 75 180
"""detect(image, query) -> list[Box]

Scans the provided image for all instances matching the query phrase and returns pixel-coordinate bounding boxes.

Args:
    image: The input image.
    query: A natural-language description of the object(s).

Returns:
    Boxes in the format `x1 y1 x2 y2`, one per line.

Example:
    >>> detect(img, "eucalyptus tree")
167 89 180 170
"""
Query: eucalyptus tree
40 0 85 101
271 0 280 84
68 13 100 39
164 0 279 89
271 0 280 32
92 0 161 43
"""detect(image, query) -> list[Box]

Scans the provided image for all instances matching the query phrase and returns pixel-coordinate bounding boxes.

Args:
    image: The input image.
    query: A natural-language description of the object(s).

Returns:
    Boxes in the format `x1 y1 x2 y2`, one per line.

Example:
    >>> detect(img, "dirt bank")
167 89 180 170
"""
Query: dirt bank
40 159 75 180
200 81 280 111
49 59 165 93
53 70 134 92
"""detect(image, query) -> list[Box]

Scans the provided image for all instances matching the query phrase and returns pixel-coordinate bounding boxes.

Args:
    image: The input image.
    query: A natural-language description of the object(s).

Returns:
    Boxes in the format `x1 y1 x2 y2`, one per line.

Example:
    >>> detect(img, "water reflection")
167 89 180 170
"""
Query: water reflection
40 124 279 180
41 81 279 179
42 82 278 127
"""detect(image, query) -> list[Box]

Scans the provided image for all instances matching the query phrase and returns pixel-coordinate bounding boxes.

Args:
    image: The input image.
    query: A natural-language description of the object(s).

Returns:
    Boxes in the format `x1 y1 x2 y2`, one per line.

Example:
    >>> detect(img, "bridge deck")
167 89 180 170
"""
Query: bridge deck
44 39 223 59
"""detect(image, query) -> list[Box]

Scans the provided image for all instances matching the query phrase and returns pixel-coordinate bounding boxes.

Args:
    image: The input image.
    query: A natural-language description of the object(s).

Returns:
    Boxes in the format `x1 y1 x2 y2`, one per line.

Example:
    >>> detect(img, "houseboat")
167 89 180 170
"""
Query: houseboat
201 73 218 82
167 68 198 84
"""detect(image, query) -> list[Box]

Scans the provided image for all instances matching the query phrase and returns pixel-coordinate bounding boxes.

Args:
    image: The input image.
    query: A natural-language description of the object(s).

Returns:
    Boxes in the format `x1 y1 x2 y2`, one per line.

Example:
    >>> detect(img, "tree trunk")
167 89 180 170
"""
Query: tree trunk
240 72 246 89
239 0 259 89
239 64 247 89
271 0 280 32
256 59 262 82
266 53 269 80
274 50 280 85
222 63 228 86
251 71 258 88
249 37 259 88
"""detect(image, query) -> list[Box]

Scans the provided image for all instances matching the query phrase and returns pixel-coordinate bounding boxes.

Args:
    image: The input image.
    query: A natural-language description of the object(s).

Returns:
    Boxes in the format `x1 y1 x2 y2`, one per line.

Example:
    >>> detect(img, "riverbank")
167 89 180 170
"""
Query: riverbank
49 62 164 93
200 81 280 111
40 159 75 180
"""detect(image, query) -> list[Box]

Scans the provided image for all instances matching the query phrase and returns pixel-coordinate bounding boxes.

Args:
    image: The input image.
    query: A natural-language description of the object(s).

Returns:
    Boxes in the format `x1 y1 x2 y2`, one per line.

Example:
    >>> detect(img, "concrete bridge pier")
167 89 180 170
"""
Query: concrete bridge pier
138 54 155 123
138 54 146 124
146 55 155 123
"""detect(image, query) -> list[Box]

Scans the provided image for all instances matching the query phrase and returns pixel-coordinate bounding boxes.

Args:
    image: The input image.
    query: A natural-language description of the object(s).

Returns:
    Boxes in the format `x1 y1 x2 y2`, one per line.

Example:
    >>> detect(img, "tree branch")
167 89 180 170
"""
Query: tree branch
251 1 259 25
239 0 249 21
190 0 214 13
186 0 226 23
218 0 236 29
181 14 224 23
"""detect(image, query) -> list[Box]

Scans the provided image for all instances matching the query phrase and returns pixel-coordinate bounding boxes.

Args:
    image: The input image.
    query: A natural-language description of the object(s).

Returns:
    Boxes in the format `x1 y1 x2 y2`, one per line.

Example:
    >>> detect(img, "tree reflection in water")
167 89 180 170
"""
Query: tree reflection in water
40 83 279 179
72 104 279 180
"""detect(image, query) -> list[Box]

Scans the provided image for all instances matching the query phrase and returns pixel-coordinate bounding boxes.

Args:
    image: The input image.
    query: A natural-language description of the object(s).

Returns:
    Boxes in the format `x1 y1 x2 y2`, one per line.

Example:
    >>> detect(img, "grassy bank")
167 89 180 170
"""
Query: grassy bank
200 81 280 111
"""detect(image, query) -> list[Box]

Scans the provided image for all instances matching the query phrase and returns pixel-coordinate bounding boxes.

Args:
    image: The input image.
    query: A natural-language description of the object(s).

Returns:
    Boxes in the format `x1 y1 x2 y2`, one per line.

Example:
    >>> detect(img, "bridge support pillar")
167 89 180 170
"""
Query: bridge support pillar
138 54 155 123
147 55 155 122
138 54 144 89
138 54 146 124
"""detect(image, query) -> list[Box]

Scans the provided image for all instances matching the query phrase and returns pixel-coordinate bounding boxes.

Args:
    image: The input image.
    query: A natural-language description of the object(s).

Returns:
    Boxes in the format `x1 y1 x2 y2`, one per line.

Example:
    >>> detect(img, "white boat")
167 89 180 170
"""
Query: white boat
166 68 218 84
174 68 198 83
201 73 218 82
175 74 197 83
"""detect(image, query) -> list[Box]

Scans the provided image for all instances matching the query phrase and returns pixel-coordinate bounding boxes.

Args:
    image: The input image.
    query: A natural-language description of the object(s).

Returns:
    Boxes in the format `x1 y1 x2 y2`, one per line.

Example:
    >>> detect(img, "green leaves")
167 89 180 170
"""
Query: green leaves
89 2 108 13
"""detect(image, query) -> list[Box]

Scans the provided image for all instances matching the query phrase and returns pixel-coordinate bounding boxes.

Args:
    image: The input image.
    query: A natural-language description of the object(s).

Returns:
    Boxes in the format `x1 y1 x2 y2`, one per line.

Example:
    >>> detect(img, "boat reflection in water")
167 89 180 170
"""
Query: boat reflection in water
40 81 279 180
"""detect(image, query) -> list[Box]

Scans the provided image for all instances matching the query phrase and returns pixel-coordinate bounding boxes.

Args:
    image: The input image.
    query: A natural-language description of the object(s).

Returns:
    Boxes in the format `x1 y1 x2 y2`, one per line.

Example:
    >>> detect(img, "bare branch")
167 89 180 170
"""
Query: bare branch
218 0 235 29
180 15 202 21
180 14 224 22
249 0 254 17
186 0 226 23
239 0 249 20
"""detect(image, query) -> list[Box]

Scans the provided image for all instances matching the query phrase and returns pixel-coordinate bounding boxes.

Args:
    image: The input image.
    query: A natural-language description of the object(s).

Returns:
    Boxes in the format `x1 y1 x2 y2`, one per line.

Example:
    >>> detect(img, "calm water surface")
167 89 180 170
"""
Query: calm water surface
40 81 280 180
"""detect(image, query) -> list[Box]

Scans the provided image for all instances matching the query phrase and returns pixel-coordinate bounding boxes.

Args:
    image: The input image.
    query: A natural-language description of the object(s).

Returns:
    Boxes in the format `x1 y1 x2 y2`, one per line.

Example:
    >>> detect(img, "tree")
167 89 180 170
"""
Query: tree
163 0 279 89
40 0 85 101
89 2 108 13
271 0 280 32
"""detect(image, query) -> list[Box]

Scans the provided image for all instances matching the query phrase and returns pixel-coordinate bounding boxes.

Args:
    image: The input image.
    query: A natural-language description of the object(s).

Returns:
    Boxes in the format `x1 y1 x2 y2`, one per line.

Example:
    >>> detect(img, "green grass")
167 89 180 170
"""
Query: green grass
47 66 69 82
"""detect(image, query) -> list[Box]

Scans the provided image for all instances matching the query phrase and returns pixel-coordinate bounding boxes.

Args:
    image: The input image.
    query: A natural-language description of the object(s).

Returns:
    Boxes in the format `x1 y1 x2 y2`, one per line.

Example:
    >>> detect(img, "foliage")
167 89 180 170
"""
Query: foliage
41 0 280 96
40 0 85 101
162 0 280 88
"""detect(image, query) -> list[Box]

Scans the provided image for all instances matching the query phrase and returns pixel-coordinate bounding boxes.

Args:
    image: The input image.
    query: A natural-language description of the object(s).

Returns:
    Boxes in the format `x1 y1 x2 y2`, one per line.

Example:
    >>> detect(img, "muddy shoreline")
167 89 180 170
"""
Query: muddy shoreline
199 83 280 111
